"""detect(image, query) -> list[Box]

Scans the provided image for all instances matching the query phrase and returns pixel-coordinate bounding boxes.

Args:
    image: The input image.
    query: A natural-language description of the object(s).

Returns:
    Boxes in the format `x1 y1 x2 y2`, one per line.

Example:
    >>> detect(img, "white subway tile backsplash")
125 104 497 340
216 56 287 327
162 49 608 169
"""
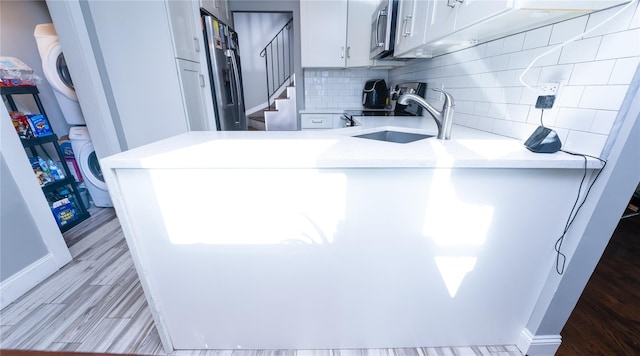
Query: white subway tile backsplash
489 54 511 71
538 64 574 84
583 2 637 39
527 107 559 126
523 26 552 49
296 10 639 156
304 68 390 110
513 122 540 141
590 110 618 134
456 100 475 115
550 16 588 45
520 88 538 105
488 103 507 119
609 57 640 84
502 33 525 53
493 118 514 136
505 104 530 123
503 87 524 104
555 108 596 130
579 85 629 110
630 2 640 29
477 116 497 131
474 102 491 116
569 60 615 85
563 130 608 157
558 37 602 64
596 28 640 60
509 46 561 69
495 70 520 87
485 38 505 57
556 86 584 108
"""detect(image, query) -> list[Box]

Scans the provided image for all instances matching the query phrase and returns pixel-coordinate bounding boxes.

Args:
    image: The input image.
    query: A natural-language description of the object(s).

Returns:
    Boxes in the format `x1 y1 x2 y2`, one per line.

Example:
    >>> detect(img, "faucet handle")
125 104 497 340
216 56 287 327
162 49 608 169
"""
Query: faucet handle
431 88 455 108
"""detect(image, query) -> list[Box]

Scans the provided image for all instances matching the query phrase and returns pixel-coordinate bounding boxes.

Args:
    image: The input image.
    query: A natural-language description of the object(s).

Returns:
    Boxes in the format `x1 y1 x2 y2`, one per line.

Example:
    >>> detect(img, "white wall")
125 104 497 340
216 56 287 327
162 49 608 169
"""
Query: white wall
234 12 293 112
0 0 71 136
389 2 640 157
0 106 72 309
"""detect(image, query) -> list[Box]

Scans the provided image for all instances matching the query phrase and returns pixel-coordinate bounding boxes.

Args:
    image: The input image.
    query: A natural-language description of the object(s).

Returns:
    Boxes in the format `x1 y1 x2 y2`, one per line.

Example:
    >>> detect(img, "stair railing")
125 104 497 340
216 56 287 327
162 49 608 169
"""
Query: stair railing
260 18 293 108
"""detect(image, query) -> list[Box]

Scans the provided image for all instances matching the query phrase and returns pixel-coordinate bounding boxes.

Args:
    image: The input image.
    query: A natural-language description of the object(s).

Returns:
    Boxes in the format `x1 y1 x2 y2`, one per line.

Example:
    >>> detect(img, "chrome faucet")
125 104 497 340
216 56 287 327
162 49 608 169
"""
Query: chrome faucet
398 89 455 140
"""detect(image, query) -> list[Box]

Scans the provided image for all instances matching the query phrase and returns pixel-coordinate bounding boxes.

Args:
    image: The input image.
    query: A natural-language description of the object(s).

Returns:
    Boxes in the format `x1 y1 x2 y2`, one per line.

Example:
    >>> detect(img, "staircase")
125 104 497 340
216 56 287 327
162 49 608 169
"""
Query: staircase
247 85 296 131
247 17 296 131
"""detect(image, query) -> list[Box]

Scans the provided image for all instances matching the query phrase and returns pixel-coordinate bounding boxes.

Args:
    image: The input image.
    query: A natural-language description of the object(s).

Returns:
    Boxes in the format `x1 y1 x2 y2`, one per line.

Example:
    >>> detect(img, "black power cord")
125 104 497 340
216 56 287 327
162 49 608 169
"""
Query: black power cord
554 149 607 275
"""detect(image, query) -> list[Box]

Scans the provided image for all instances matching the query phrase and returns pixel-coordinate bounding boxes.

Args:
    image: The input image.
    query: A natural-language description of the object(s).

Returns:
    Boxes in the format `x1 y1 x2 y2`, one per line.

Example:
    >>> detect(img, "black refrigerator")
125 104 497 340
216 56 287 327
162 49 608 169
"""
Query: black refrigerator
202 13 247 131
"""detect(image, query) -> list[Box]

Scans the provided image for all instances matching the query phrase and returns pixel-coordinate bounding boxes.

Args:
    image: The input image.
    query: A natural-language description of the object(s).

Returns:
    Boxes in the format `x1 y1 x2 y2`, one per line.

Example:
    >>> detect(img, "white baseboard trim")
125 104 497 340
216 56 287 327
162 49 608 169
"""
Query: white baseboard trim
0 253 58 309
246 101 269 116
517 328 562 356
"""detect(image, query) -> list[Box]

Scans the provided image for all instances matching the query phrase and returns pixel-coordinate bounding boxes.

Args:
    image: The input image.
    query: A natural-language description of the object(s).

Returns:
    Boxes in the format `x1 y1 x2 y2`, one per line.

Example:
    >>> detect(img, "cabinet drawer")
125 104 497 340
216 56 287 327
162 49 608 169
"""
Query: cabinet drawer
301 115 334 129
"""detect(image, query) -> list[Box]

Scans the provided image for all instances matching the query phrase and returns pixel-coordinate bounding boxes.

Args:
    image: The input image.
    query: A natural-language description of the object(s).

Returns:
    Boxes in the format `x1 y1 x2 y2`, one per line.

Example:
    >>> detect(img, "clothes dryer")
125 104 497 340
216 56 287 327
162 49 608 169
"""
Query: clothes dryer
34 23 85 125
68 126 113 207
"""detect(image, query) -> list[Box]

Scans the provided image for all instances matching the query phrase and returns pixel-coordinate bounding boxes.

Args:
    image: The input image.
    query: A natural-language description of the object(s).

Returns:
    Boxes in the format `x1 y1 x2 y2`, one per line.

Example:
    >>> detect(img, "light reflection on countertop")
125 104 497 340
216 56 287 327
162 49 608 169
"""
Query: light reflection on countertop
101 116 603 170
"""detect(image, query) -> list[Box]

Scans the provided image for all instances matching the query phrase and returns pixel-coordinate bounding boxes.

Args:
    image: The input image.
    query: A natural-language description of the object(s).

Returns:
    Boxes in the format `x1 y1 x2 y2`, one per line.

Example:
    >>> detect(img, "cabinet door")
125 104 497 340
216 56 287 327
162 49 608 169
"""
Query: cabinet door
455 0 510 31
166 0 201 62
394 0 431 57
300 114 334 130
424 0 457 43
300 0 348 68
201 0 230 25
345 0 378 67
177 59 208 131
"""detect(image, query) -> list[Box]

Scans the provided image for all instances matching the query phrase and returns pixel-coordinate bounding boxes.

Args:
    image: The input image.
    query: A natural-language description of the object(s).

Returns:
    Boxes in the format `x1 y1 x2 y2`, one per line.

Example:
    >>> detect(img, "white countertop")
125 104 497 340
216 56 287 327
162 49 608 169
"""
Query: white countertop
102 116 603 170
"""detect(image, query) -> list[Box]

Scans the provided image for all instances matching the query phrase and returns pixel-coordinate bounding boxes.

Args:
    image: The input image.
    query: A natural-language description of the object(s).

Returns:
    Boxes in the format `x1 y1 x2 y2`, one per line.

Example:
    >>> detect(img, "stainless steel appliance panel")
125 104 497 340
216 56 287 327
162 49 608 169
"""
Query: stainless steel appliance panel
370 0 398 59
203 15 247 131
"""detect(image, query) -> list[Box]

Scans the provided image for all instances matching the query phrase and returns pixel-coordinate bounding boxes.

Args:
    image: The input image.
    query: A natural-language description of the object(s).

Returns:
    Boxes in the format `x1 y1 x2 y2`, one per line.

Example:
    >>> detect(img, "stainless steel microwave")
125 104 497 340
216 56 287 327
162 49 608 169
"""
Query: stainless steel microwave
370 0 399 59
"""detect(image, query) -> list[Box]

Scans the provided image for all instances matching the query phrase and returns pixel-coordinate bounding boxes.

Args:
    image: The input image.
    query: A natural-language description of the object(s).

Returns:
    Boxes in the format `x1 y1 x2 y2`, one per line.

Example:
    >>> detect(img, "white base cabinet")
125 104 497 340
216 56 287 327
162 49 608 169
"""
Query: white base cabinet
176 59 208 131
300 113 346 130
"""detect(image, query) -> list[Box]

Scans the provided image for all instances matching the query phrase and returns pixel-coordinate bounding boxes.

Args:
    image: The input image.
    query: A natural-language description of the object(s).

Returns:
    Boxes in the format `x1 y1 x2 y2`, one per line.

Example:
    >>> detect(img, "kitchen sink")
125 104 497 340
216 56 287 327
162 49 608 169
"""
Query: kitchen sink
353 130 434 143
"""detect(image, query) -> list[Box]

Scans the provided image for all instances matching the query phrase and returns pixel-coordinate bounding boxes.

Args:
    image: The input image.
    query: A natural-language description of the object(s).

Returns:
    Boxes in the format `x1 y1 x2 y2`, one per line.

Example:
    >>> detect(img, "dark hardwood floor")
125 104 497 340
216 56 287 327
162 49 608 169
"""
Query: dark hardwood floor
557 214 640 355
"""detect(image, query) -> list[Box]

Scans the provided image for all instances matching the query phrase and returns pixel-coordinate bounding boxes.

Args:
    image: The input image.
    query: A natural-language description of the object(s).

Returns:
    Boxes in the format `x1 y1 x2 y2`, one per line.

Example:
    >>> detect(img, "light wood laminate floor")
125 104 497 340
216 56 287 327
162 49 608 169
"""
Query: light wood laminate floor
0 208 522 356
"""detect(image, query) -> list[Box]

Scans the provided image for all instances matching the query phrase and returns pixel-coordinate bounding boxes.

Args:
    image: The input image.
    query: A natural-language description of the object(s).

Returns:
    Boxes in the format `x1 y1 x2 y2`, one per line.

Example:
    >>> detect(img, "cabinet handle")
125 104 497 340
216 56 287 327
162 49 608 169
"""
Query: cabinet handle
311 120 323 124
404 15 413 36
341 46 345 59
447 0 457 8
193 37 200 52
402 17 408 37
347 46 351 58
199 74 205 87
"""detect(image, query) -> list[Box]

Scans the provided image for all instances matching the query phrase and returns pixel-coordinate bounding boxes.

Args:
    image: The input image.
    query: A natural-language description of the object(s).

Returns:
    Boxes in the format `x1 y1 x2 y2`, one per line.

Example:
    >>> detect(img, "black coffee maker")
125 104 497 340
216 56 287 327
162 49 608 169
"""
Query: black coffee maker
362 79 388 109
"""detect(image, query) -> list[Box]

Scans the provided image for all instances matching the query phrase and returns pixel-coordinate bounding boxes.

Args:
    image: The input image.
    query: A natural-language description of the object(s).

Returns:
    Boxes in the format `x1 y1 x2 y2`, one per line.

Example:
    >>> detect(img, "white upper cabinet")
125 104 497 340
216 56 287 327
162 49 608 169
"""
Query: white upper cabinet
301 0 349 67
301 0 379 68
346 0 380 67
166 0 202 62
423 0 510 45
394 0 432 57
201 0 232 27
395 0 630 58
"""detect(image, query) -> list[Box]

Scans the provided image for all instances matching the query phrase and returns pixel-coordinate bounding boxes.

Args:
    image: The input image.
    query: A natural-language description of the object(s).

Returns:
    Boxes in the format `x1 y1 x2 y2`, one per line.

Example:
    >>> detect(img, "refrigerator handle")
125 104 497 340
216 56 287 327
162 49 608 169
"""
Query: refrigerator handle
225 49 243 125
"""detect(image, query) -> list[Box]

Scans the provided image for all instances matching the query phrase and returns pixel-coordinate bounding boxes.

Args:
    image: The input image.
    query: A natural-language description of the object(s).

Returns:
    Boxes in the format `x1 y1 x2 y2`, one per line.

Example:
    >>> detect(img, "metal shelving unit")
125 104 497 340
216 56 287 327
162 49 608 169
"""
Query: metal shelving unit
2 85 90 232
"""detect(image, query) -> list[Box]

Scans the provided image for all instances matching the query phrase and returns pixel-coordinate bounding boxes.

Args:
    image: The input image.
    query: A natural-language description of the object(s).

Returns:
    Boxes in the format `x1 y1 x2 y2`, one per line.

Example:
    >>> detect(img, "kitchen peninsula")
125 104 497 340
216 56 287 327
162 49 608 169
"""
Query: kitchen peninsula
101 119 602 353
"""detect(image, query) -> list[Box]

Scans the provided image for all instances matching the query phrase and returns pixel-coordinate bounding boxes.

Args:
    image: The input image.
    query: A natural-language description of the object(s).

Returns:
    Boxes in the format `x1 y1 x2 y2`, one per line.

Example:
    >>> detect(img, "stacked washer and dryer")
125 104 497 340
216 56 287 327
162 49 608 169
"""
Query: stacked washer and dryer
34 23 113 208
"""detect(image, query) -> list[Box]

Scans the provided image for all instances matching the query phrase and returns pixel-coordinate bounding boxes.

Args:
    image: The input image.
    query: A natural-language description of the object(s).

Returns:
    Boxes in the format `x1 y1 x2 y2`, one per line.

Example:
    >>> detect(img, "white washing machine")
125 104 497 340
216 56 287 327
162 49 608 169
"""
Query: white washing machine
69 127 113 207
34 23 85 125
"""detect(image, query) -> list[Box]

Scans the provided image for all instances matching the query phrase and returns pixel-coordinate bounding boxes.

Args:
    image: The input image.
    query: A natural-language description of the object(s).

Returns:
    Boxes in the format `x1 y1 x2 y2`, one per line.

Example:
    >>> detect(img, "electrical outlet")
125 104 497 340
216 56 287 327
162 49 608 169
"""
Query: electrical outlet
539 82 559 96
